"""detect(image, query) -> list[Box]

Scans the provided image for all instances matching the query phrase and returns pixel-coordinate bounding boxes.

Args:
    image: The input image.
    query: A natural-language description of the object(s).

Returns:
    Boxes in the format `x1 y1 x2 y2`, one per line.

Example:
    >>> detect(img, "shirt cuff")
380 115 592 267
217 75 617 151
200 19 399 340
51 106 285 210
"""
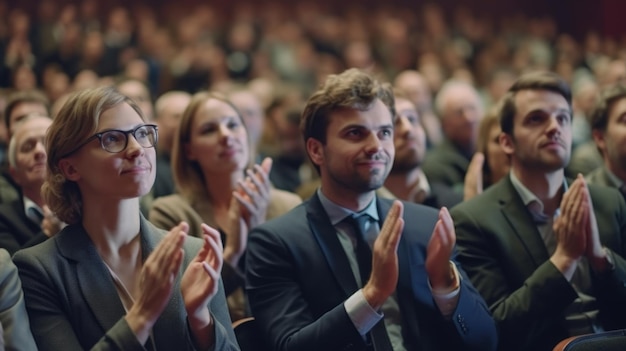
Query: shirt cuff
344 289 384 336
428 261 461 318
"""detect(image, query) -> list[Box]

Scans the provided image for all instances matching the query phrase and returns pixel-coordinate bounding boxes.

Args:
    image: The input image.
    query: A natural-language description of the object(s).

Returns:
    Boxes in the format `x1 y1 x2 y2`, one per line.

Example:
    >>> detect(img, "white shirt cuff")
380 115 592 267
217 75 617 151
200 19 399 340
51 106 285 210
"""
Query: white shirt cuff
344 289 384 336
428 261 461 318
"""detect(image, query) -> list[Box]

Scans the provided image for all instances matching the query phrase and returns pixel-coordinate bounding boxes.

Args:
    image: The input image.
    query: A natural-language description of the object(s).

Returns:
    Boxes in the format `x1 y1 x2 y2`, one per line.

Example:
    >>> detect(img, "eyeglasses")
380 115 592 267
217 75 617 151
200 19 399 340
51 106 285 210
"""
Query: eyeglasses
61 124 158 157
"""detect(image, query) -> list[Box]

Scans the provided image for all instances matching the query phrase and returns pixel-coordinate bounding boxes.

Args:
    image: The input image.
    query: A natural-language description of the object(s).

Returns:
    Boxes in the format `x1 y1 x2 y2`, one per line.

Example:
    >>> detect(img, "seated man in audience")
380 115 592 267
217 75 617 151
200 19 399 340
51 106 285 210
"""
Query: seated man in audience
0 90 50 204
422 80 484 193
246 68 497 351
152 90 191 199
0 115 63 254
586 83 626 194
451 71 626 351
0 248 36 349
382 90 462 208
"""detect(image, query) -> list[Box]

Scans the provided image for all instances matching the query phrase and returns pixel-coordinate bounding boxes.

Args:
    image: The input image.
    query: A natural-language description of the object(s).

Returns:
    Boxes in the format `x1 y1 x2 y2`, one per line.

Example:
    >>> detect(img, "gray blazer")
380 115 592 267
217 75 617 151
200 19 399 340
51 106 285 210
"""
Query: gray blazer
586 166 621 189
13 216 239 351
0 248 36 351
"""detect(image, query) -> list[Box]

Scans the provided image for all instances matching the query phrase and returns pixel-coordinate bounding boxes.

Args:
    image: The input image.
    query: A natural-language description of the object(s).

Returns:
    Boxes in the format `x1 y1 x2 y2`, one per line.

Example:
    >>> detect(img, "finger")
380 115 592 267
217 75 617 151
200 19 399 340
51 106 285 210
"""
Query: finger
150 223 184 261
233 191 256 213
203 233 224 272
202 223 224 252
261 157 273 174
380 201 403 246
238 178 260 204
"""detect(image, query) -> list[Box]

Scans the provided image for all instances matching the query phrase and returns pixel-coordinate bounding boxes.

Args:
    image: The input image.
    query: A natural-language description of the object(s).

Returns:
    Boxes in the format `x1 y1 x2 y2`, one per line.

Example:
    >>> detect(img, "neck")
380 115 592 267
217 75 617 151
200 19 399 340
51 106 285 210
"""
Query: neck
81 195 142 255
22 185 45 208
203 170 244 209
319 182 375 213
606 159 626 184
512 165 564 215
384 168 422 201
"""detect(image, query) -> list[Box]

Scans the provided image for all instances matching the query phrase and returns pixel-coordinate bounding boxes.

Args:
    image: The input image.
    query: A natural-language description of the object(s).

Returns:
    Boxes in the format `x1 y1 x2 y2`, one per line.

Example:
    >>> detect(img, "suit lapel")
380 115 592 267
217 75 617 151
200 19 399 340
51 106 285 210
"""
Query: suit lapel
498 177 550 266
307 194 359 296
56 224 126 333
140 217 185 348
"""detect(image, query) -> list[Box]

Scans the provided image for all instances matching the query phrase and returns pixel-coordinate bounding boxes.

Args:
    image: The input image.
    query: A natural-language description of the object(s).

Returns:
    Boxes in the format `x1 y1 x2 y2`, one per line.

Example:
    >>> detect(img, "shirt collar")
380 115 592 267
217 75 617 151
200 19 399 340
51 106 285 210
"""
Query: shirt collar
509 172 568 220
317 188 380 226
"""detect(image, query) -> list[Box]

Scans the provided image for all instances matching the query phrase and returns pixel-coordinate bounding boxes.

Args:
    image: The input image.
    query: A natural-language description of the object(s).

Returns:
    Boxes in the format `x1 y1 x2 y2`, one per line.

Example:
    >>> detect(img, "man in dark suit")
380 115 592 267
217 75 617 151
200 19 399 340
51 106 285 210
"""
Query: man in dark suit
0 115 59 254
451 71 626 351
586 84 626 193
245 68 497 351
422 80 484 193
383 89 462 209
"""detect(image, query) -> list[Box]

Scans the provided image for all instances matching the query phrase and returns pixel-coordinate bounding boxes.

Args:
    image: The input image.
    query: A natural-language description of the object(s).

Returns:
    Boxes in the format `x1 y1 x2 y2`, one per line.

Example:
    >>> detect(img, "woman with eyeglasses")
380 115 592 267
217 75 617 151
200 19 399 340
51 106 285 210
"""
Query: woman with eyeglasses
12 87 239 351
149 92 301 321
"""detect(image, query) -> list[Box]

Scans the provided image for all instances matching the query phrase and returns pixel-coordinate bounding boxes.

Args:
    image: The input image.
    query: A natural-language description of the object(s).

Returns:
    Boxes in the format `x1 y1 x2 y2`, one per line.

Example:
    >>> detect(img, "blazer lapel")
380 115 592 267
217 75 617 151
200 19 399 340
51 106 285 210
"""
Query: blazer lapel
307 194 359 296
498 177 550 266
56 224 126 333
140 217 187 348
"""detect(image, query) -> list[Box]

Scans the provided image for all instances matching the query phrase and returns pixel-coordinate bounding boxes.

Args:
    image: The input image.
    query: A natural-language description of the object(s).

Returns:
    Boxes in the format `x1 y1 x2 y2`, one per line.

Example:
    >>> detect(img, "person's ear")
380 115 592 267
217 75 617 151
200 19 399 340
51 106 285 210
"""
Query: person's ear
591 129 606 156
58 159 81 181
306 138 324 167
499 132 515 156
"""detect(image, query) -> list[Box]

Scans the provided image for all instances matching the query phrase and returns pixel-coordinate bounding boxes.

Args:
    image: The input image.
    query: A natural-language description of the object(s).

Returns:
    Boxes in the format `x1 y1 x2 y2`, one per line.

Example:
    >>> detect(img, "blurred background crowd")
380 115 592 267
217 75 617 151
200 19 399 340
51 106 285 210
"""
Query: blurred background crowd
0 0 624 178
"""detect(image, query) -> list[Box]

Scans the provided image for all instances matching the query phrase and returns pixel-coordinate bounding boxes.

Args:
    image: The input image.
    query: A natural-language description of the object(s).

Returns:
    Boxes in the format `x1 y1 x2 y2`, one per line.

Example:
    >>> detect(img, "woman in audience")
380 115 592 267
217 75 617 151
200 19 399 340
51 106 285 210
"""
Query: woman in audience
464 107 510 200
13 87 238 351
149 92 301 321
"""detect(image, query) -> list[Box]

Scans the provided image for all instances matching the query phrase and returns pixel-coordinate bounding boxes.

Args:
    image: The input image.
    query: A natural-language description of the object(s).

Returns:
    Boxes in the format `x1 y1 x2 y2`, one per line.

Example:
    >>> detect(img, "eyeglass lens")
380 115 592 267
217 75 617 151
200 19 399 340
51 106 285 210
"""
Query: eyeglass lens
101 125 157 153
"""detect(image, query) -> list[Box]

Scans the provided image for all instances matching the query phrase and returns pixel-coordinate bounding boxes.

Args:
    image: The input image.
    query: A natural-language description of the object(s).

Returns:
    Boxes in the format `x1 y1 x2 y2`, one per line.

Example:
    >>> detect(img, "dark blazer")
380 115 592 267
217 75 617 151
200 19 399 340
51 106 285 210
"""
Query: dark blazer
451 176 626 351
0 248 37 350
422 139 470 191
245 193 497 351
585 166 621 189
0 198 48 255
13 216 240 351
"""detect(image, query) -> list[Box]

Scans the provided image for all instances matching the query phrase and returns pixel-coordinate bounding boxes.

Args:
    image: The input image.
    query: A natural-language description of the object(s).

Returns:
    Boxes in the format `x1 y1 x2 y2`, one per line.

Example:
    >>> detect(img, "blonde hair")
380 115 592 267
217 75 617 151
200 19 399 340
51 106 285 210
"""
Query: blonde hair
43 86 144 224
172 91 250 201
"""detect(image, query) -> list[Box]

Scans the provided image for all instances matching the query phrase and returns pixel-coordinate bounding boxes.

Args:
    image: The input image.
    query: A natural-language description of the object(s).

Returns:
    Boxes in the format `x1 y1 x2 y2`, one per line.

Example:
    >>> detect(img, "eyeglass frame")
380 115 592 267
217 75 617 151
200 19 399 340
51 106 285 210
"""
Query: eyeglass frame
59 124 159 158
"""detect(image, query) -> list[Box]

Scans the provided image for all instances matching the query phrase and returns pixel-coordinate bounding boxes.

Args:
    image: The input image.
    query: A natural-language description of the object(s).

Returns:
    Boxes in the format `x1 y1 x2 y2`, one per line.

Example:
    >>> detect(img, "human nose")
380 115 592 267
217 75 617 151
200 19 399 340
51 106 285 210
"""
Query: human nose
218 124 234 142
33 140 46 159
125 133 145 157
364 131 384 155
545 115 562 136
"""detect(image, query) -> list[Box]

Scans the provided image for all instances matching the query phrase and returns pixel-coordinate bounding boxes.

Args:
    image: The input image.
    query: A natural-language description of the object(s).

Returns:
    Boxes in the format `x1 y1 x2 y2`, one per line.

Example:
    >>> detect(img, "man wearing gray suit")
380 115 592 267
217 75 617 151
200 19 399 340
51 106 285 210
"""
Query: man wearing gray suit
586 84 626 195
451 71 626 351
0 248 37 350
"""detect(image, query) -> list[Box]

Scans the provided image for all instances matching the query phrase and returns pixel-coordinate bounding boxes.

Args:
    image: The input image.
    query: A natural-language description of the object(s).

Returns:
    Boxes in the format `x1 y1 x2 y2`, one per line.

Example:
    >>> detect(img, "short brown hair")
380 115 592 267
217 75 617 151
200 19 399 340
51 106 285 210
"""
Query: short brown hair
301 68 395 145
499 71 572 135
43 86 144 224
589 84 626 132
4 90 50 132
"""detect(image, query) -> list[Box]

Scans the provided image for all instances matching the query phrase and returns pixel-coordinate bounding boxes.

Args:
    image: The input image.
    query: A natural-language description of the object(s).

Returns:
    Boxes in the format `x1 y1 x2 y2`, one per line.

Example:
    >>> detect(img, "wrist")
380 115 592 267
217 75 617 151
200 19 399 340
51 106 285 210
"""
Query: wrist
362 284 385 310
589 247 615 273
429 262 457 291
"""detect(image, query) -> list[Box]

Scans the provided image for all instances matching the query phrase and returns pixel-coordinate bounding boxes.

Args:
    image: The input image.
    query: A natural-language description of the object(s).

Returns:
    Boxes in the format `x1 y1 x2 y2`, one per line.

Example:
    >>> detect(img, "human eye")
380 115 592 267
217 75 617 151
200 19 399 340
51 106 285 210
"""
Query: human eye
101 131 124 148
19 139 36 153
380 127 393 139
135 126 150 139
227 118 240 130
556 113 571 125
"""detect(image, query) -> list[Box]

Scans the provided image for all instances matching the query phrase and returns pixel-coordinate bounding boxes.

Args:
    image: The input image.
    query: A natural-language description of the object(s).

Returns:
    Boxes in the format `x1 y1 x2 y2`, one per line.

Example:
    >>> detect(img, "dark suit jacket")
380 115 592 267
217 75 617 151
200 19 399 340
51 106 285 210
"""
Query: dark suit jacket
0 198 48 255
13 216 240 351
451 176 626 351
422 139 470 191
0 248 37 350
245 194 497 351
585 166 621 189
